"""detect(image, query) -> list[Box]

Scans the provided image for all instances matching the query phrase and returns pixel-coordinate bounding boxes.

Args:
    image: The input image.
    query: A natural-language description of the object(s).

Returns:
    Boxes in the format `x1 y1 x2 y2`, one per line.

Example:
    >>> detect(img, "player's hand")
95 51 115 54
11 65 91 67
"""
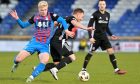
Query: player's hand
65 30 75 38
87 27 95 31
89 38 96 44
110 35 119 40
54 21 58 27
10 10 19 20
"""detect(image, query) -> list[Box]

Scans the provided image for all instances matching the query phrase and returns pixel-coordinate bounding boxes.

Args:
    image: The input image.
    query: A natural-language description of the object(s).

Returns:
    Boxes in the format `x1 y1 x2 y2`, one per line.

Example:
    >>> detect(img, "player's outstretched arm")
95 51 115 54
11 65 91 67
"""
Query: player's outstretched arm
71 20 93 31
10 10 31 28
57 17 75 38
110 35 119 40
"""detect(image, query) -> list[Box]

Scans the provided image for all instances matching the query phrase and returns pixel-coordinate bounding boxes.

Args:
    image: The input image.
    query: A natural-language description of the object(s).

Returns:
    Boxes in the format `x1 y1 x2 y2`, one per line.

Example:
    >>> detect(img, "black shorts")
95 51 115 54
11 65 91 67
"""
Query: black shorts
50 40 73 62
90 36 112 51
62 41 74 57
50 41 62 62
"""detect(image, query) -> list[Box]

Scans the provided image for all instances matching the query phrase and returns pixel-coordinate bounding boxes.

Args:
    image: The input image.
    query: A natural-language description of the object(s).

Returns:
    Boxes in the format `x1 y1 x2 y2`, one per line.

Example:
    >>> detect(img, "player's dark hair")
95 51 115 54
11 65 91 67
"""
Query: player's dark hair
73 8 84 14
98 0 106 5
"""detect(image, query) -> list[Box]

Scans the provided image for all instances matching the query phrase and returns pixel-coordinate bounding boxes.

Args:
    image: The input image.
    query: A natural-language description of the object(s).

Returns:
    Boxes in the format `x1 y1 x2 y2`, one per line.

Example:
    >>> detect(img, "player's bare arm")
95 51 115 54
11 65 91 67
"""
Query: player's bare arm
110 35 119 40
71 20 93 31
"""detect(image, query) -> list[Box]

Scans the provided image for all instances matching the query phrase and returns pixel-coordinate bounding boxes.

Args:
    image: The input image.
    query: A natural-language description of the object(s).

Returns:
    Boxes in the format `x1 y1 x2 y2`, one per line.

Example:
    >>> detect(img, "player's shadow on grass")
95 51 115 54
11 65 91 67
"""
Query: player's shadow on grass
35 79 55 83
59 70 76 73
0 77 25 82
0 77 55 83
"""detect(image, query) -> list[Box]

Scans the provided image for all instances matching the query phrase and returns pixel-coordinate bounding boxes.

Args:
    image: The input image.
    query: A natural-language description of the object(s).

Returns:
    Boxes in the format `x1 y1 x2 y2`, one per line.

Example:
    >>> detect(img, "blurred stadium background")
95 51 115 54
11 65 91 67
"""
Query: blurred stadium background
0 0 140 84
0 0 140 52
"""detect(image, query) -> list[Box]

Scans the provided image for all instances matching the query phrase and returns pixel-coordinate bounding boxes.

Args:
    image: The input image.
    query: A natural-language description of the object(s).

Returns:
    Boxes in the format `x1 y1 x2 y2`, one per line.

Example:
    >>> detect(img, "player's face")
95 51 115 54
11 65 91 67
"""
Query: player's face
98 1 106 11
77 13 84 22
38 6 48 16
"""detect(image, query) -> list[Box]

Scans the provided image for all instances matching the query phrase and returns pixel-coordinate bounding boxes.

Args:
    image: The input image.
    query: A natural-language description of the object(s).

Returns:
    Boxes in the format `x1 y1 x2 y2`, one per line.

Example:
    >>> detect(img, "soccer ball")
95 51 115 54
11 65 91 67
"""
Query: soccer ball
78 71 90 81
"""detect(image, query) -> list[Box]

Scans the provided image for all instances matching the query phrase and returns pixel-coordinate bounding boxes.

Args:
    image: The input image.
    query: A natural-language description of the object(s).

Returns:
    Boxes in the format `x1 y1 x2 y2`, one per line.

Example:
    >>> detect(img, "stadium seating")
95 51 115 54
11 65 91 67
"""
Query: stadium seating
94 0 118 9
110 5 140 36
0 0 140 37
72 0 140 37
0 0 38 35
49 0 75 16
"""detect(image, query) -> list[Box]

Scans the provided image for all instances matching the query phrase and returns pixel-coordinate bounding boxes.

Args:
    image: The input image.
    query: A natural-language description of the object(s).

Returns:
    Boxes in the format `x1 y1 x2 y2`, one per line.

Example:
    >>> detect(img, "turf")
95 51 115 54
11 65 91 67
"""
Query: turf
0 52 140 84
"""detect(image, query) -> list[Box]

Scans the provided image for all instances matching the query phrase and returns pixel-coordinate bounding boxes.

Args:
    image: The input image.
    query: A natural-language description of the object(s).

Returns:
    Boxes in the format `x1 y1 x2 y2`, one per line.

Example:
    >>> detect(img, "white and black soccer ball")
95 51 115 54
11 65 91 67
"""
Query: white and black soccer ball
78 71 90 81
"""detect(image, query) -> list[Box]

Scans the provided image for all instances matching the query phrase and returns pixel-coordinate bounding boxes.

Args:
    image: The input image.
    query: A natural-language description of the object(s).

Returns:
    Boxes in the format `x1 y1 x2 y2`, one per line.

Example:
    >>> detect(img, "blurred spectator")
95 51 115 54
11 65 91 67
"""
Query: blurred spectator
0 15 2 23
1 0 10 5
79 38 88 51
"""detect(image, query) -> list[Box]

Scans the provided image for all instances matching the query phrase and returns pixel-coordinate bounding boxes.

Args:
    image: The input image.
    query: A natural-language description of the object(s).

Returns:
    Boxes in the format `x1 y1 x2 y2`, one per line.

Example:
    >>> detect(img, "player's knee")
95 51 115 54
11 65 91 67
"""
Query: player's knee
15 56 22 62
39 53 49 64
69 54 76 61
41 57 49 64
41 59 49 64
107 48 114 55
15 50 30 62
54 62 59 65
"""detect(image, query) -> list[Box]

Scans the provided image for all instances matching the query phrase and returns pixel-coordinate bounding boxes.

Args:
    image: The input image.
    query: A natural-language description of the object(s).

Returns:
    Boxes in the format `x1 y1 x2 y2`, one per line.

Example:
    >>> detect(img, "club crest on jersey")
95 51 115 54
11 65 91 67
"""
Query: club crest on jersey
99 17 102 19
53 14 57 17
106 17 108 20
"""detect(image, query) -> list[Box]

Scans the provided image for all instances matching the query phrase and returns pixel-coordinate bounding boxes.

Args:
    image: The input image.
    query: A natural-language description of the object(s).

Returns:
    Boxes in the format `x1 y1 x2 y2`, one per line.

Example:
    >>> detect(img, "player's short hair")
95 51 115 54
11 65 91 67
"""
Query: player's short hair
73 8 84 14
38 0 48 8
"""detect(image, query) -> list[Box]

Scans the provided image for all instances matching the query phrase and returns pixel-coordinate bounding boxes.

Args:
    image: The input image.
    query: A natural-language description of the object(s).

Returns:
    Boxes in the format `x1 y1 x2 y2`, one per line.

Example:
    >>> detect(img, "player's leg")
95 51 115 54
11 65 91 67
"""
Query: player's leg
26 52 49 82
11 50 31 72
43 42 62 72
82 45 93 71
102 38 126 75
50 41 74 80
106 48 126 75
106 48 118 70
50 55 74 80
54 54 75 71
54 41 75 70
26 43 50 82
12 40 36 72
43 54 60 72
43 55 61 71
82 40 100 71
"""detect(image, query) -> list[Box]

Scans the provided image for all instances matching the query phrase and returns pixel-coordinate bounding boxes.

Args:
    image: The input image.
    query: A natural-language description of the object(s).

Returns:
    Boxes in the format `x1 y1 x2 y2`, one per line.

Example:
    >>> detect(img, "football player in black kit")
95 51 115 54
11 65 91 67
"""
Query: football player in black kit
80 0 127 75
39 8 93 80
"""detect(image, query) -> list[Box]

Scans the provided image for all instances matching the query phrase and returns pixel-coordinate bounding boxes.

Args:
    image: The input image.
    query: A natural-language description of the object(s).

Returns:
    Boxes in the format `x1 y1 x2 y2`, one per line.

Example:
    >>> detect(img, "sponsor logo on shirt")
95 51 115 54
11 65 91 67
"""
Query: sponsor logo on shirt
98 20 108 24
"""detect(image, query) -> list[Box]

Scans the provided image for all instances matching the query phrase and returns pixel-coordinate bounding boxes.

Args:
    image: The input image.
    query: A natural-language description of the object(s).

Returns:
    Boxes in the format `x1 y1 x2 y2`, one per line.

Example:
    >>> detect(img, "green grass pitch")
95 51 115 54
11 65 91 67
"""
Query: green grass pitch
0 52 140 84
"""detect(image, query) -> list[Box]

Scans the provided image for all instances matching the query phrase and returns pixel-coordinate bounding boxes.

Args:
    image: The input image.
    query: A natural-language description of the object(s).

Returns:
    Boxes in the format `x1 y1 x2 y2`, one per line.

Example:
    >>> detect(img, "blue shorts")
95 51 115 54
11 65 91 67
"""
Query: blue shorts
23 39 50 55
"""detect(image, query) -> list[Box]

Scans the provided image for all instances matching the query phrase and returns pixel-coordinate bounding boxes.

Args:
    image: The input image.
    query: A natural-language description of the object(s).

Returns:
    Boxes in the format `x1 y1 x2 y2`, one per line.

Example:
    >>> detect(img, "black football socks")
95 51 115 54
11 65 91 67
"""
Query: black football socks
109 54 118 69
56 57 72 70
43 63 56 71
82 53 93 70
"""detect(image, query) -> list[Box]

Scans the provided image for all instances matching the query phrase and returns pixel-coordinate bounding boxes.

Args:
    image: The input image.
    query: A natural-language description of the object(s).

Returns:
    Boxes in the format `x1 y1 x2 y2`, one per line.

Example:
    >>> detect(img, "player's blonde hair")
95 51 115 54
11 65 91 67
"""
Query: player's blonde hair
38 0 48 8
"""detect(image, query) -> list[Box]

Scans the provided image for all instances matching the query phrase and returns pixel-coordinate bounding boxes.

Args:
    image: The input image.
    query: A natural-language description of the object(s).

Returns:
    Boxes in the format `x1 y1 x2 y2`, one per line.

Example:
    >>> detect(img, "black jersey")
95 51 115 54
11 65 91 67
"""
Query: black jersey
88 10 113 39
51 16 77 42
